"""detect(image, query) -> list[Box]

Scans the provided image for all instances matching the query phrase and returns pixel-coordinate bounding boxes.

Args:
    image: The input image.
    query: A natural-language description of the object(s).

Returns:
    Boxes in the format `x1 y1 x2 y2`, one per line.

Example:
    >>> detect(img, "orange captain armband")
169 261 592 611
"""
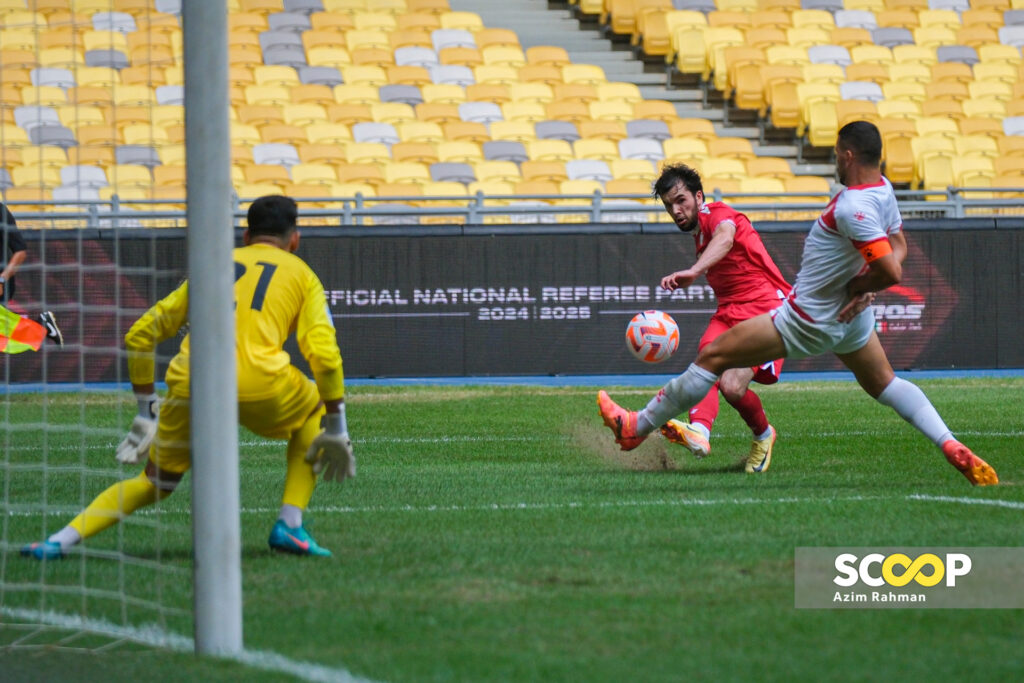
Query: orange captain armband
858 238 892 263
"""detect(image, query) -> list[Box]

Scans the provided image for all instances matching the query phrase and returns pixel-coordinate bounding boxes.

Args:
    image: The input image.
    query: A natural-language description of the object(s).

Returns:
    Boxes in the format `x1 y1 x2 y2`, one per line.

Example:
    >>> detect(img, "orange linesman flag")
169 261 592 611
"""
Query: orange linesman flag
0 305 45 354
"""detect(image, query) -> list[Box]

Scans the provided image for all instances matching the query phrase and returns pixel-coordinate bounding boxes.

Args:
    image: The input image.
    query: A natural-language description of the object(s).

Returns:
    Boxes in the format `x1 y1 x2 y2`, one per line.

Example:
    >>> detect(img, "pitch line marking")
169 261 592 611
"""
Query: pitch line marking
906 494 1024 510
0 607 375 683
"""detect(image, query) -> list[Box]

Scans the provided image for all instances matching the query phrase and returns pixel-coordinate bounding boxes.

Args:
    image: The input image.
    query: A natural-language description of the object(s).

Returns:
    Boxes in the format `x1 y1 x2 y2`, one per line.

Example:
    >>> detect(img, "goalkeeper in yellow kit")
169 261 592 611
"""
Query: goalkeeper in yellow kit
23 195 353 559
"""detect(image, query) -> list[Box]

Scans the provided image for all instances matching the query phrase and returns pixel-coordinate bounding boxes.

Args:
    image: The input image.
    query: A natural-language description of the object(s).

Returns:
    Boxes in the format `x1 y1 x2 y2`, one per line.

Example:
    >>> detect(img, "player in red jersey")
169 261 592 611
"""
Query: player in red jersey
653 163 791 473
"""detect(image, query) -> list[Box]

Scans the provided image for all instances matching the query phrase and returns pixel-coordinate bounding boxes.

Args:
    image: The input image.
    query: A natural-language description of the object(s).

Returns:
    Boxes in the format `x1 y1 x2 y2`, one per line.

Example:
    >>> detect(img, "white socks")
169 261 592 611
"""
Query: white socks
47 526 82 551
876 377 953 447
278 503 303 529
637 364 719 434
136 393 158 419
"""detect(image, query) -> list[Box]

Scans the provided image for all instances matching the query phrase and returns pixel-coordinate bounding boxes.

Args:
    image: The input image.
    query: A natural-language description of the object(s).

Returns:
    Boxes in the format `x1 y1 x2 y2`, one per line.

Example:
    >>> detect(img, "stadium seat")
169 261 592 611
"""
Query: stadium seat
577 119 628 141
397 120 445 144
482 139 528 163
536 120 580 142
618 137 664 161
573 138 619 162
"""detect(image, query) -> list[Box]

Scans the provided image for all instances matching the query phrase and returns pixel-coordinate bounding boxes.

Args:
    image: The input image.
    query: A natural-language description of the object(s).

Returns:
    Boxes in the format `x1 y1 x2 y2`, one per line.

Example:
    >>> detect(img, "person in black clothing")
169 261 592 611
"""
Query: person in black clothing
1 203 63 350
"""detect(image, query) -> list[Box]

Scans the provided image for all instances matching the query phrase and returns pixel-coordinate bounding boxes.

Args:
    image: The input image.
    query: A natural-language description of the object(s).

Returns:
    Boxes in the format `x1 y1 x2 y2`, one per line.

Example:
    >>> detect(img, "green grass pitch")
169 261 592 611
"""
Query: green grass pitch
2 378 1023 681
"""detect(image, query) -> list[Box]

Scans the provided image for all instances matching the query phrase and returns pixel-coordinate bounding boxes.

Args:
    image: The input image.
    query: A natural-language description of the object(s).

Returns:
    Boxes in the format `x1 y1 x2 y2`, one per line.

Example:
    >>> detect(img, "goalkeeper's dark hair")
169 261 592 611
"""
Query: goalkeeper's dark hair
652 163 703 200
837 121 883 166
247 195 297 237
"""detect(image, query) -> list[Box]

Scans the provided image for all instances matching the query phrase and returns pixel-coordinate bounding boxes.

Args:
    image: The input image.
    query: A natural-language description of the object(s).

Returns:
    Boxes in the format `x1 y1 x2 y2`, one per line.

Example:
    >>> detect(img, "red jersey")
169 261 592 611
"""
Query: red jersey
695 202 792 307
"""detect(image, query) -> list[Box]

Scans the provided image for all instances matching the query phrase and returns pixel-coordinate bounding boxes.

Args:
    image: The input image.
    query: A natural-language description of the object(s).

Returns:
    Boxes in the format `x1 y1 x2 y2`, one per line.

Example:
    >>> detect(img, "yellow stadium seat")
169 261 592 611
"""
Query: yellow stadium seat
438 46 482 67
876 99 921 119
508 82 554 104
340 65 387 87
850 44 893 65
344 142 389 165
291 163 338 186
931 61 972 85
632 99 678 123
439 11 483 31
882 81 926 102
384 161 430 185
353 11 397 32
662 137 710 163
414 102 460 123
968 80 1013 102
671 29 706 76
473 64 518 86
481 46 526 68
892 45 937 66
122 124 170 147
284 104 328 127
516 64 562 86
954 134 999 159
20 85 65 106
610 158 656 180
489 120 536 142
746 156 793 179
766 44 809 66
436 140 482 163
527 139 573 162
502 101 546 123
666 117 717 141
244 84 290 106
707 137 756 160
573 138 619 162
588 100 633 122
253 65 301 87
237 104 285 127
973 62 1018 85
391 141 438 164
595 82 642 104
802 63 845 86
786 27 830 48
397 120 445 143
887 63 931 85
831 27 872 48
260 124 307 145
977 45 1022 69
962 97 1006 119
699 157 747 181
56 105 105 128
526 45 570 66
245 165 291 187
791 9 834 30
915 116 959 139
920 99 962 119
334 84 380 105
345 29 388 53
370 101 416 124
441 120 487 143
562 64 606 85
291 84 336 106
573 119 624 142
305 122 352 145
306 46 351 68
475 160 522 184
415 83 461 105
845 62 889 84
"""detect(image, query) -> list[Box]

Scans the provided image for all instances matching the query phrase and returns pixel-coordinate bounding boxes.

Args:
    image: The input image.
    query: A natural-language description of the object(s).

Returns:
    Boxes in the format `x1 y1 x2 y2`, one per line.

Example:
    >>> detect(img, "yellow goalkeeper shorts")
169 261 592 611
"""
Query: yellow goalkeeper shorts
152 365 322 475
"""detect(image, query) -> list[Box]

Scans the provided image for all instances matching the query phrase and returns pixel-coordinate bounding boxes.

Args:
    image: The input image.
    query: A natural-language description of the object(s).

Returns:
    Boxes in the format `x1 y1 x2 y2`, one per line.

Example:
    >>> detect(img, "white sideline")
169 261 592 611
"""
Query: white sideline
0 606 374 683
906 494 1024 510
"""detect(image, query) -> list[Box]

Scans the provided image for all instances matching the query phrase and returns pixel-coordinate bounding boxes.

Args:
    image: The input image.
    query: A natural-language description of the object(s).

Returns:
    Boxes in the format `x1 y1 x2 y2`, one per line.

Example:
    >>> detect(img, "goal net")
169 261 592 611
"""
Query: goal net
0 0 214 652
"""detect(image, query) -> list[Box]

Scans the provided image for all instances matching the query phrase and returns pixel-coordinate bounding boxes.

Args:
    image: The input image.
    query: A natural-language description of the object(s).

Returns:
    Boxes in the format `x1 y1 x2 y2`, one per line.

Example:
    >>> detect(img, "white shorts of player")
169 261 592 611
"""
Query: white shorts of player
770 300 875 359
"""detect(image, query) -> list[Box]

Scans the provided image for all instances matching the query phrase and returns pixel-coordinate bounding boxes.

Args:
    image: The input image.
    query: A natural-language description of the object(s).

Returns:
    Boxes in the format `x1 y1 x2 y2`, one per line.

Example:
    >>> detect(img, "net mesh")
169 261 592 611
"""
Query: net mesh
0 1 192 649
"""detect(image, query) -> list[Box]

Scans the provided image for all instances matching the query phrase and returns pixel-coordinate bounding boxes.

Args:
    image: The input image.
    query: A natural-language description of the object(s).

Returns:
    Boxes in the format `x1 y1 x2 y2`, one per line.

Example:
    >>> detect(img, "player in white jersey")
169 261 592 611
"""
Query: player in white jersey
597 121 998 486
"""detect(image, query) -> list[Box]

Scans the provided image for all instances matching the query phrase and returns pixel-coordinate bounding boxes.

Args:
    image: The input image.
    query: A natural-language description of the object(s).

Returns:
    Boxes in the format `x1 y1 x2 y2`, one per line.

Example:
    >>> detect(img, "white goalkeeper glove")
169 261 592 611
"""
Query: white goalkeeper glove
115 395 160 465
305 405 355 483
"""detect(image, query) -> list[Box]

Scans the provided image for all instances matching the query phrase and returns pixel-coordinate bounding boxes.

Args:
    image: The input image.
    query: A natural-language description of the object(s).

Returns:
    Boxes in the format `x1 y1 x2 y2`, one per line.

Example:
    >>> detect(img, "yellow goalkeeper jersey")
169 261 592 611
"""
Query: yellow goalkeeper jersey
125 242 344 402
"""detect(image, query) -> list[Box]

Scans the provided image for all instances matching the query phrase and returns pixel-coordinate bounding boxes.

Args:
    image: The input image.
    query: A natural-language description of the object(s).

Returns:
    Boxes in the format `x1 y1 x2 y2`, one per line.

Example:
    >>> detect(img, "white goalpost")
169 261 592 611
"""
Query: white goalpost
182 0 242 656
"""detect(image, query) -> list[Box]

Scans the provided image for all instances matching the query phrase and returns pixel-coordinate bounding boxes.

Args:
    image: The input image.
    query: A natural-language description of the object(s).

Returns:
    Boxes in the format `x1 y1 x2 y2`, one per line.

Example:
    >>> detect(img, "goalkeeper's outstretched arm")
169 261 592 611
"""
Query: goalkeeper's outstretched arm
117 282 189 464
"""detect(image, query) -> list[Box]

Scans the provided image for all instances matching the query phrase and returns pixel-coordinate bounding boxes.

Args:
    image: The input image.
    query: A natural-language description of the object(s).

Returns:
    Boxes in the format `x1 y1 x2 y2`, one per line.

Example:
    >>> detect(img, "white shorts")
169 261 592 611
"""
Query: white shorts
771 301 875 359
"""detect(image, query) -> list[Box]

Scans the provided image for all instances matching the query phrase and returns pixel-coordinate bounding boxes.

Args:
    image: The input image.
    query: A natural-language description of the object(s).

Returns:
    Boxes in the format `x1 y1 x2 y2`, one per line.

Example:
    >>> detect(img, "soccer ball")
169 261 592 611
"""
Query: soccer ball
625 310 679 363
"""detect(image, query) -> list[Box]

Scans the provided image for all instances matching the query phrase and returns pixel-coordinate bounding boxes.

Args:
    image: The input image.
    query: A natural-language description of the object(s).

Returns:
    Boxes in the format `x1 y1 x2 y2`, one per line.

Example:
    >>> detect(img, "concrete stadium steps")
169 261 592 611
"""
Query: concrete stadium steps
449 0 834 178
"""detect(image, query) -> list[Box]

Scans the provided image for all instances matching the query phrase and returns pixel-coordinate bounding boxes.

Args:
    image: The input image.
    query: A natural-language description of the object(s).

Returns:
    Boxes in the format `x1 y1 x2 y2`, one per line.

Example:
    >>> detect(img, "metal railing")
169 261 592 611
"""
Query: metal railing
5 185 1024 229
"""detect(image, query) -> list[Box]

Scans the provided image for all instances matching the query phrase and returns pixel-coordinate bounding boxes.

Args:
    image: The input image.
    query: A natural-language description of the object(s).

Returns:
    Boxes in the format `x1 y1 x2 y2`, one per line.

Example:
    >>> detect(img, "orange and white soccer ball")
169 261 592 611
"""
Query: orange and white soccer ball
625 310 679 363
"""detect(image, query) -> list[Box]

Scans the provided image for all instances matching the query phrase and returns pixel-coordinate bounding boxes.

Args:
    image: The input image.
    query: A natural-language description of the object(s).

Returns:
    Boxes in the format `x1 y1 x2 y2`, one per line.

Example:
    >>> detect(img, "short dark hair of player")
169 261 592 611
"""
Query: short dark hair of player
652 163 703 200
247 195 297 238
837 121 883 167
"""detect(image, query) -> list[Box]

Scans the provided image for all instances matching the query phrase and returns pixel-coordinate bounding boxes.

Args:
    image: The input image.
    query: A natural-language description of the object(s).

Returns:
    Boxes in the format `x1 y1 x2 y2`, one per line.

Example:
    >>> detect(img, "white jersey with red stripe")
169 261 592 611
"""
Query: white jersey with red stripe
788 177 903 324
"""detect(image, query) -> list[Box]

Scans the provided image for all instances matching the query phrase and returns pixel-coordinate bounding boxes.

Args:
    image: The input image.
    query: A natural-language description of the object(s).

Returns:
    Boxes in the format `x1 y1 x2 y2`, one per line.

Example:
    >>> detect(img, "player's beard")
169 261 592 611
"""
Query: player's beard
676 214 698 233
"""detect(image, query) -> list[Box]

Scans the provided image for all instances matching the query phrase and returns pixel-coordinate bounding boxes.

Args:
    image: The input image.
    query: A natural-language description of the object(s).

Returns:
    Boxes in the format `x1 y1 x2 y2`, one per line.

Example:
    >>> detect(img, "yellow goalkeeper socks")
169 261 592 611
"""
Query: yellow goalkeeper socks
281 411 321 511
67 471 165 540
